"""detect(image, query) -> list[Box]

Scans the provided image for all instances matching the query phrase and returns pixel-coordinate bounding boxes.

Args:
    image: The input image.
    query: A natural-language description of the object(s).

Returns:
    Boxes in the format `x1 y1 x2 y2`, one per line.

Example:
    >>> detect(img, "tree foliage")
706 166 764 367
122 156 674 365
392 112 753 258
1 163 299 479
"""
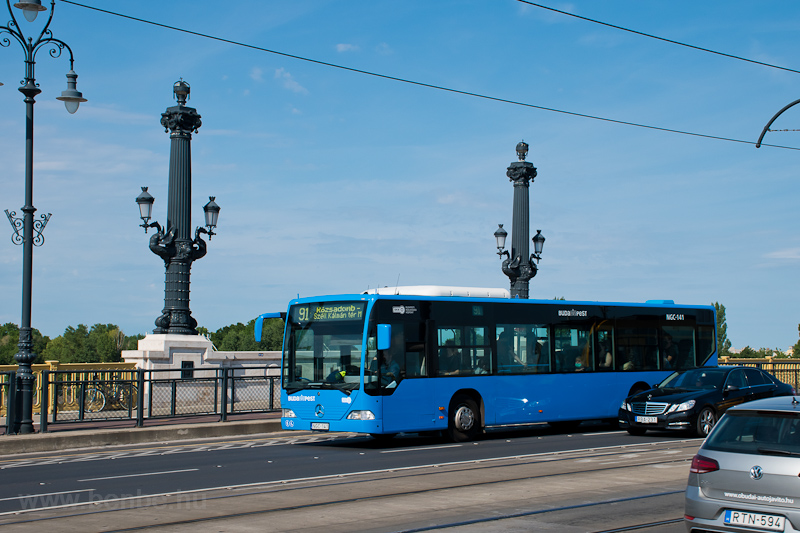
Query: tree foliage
737 346 786 359
0 323 49 365
713 302 732 357
794 323 800 358
207 318 284 352
40 324 133 363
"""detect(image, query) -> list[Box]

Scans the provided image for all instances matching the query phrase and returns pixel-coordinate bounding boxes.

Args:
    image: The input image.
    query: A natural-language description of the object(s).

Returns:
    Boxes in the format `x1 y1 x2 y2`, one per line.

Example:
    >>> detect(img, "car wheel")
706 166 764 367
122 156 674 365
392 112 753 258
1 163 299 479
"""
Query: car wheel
694 407 716 437
626 427 647 436
448 394 480 442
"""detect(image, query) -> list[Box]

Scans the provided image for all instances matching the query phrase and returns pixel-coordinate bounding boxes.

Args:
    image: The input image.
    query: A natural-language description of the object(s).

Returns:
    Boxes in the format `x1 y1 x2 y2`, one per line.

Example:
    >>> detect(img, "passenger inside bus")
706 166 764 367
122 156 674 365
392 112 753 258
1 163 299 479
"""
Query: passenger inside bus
597 339 612 369
662 333 678 369
438 340 470 376
497 330 526 372
369 328 403 386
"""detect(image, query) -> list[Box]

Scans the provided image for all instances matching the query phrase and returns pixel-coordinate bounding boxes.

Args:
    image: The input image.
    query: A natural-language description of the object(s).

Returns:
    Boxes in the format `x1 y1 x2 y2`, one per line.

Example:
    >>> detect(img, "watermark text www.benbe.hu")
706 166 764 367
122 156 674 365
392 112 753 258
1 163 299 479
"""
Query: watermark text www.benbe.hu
16 489 207 511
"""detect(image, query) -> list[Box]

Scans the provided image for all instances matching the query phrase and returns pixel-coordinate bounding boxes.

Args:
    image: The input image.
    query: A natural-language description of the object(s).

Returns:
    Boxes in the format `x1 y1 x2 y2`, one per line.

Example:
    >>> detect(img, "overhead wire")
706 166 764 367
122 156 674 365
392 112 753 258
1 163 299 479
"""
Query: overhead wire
60 0 799 151
517 0 800 76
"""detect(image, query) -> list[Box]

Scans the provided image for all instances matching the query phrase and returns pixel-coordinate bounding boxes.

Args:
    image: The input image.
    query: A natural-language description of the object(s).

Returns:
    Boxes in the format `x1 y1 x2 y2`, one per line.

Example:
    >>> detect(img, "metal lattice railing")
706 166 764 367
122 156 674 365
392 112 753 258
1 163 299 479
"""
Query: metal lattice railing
1 371 15 435
24 366 281 432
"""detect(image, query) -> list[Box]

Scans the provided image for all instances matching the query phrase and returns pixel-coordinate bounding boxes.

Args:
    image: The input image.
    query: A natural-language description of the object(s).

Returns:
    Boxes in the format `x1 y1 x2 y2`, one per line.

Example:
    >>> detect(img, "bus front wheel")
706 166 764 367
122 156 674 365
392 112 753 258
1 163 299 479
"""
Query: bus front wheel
448 395 480 442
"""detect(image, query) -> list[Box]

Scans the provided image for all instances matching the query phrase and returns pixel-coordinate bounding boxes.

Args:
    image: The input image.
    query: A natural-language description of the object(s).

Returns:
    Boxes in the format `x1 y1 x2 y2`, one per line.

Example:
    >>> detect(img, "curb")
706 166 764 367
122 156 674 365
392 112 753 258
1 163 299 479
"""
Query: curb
0 419 284 455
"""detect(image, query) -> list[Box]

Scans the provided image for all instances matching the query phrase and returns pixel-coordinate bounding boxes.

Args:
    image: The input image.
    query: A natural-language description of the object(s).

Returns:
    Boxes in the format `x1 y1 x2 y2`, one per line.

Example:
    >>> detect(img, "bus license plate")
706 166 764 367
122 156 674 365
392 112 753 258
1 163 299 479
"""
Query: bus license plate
311 422 329 431
724 510 784 531
635 416 657 424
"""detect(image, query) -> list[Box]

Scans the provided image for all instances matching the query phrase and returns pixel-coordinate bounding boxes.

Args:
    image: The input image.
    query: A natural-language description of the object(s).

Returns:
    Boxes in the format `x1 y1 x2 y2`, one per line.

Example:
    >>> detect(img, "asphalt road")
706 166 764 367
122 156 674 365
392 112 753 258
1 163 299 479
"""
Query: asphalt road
0 424 702 532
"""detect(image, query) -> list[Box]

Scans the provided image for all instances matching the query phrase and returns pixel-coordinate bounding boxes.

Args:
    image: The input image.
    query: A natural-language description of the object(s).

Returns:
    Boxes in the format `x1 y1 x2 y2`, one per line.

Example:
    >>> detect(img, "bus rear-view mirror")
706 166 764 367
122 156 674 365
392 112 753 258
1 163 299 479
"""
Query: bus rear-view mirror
377 324 391 350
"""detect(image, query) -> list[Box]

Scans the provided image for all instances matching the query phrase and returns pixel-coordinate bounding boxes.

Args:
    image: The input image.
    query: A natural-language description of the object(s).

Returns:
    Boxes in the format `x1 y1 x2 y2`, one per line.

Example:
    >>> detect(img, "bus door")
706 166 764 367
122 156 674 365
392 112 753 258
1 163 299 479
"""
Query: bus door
379 322 435 433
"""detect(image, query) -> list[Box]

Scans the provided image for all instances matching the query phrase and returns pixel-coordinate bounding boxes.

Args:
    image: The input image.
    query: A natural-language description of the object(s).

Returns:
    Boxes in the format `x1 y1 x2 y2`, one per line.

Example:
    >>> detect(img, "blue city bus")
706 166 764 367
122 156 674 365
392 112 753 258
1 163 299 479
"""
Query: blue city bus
255 286 717 441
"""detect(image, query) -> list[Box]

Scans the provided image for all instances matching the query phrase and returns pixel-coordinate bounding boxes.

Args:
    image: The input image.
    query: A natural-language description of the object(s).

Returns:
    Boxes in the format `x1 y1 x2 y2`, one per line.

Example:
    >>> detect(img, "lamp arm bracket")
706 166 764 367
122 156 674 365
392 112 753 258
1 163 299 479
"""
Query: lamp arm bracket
148 225 175 260
191 228 208 260
5 208 23 245
756 98 800 148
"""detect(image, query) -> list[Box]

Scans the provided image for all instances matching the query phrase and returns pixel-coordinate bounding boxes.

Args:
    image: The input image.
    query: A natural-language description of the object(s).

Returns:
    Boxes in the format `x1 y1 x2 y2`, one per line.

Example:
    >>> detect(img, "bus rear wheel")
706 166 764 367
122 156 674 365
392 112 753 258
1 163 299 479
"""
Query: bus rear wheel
448 395 480 442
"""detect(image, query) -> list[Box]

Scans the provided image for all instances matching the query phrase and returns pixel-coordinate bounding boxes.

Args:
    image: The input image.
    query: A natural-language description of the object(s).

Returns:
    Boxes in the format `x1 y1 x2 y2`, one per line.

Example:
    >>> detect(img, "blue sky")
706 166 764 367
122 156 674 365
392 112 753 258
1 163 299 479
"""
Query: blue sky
0 1 797 350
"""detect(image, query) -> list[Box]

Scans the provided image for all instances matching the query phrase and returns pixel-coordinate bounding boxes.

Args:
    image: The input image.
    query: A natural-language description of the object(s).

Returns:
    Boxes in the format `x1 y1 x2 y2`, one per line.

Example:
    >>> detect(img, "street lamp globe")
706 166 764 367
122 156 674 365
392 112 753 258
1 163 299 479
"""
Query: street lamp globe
533 229 545 256
203 196 220 232
13 0 46 22
494 224 508 255
136 187 155 226
55 70 87 114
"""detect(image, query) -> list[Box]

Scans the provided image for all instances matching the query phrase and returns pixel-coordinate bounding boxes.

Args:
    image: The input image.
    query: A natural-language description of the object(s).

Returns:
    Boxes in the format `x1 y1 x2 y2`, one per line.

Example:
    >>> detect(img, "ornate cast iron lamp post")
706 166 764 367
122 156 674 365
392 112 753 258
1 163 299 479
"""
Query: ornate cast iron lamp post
1 0 87 434
494 141 545 299
136 80 220 335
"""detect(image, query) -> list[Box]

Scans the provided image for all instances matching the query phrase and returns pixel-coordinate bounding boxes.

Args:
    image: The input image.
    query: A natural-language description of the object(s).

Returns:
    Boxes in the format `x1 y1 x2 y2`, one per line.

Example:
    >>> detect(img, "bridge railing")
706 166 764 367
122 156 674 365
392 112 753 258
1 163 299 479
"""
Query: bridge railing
1 371 15 435
0 362 137 418
1 365 280 433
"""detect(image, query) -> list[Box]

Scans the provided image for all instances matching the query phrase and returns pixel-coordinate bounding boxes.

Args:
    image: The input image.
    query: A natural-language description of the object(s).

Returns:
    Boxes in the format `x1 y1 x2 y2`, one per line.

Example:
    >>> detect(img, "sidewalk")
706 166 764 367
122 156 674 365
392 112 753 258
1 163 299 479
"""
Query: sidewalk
0 413 284 455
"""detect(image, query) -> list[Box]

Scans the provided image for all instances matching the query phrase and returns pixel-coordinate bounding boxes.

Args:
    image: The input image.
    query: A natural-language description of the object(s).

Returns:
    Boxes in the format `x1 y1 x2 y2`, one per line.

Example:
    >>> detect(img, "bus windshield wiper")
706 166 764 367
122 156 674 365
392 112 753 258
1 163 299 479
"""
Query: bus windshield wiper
757 447 800 457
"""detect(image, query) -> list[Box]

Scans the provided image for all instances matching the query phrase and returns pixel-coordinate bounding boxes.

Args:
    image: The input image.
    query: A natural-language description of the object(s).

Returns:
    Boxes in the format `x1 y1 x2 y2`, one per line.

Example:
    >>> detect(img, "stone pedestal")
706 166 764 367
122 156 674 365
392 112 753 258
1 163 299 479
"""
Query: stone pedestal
121 334 281 374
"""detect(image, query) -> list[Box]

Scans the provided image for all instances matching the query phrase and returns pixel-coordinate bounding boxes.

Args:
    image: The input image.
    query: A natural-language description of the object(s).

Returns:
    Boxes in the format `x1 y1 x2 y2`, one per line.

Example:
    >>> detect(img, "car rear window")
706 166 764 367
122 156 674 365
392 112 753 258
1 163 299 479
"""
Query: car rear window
704 410 800 456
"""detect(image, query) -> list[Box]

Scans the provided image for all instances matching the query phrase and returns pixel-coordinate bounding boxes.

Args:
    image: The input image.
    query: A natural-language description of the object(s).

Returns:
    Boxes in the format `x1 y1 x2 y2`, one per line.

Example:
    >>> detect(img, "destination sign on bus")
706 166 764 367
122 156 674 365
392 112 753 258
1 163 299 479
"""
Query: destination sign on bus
293 302 366 323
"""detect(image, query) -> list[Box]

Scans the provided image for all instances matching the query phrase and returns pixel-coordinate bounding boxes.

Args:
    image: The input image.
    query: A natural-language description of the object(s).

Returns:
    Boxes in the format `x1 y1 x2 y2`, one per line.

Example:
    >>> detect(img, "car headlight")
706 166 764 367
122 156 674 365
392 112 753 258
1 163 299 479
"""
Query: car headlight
346 410 376 420
282 408 297 418
620 401 631 411
666 400 695 414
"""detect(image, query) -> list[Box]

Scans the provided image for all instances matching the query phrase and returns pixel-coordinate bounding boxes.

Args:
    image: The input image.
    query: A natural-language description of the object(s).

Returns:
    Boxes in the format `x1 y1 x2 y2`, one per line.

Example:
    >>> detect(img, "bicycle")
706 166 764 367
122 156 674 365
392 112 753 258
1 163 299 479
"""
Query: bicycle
83 374 138 413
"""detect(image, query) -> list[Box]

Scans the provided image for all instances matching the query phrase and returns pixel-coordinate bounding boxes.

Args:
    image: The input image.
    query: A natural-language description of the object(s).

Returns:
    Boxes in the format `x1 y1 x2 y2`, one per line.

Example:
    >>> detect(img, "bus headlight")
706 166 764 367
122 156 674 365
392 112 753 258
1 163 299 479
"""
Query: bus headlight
346 410 376 420
666 400 695 414
282 409 297 418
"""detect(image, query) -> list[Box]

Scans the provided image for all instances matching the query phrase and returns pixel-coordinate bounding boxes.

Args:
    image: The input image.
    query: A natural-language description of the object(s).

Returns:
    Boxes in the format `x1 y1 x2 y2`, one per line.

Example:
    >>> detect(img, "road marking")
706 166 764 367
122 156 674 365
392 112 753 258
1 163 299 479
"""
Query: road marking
0 440 697 517
381 444 462 454
0 489 94 503
77 468 199 482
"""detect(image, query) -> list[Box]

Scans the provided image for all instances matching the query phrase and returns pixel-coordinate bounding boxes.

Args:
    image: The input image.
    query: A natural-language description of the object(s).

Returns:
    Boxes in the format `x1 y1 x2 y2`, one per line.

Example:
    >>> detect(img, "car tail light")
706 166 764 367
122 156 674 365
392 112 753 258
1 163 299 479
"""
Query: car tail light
690 454 719 474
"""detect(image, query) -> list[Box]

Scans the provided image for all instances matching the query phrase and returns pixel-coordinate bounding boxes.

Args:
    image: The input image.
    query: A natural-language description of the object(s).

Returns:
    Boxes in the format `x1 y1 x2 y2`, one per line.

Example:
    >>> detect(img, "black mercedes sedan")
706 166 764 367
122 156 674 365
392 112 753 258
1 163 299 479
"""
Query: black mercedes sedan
618 366 794 437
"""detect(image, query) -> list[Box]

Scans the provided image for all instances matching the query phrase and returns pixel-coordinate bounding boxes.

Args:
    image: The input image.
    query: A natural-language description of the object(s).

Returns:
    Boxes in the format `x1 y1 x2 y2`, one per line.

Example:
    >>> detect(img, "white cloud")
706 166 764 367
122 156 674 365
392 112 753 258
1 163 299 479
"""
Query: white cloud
375 42 393 55
336 43 359 53
274 67 309 94
765 248 800 260
250 67 264 82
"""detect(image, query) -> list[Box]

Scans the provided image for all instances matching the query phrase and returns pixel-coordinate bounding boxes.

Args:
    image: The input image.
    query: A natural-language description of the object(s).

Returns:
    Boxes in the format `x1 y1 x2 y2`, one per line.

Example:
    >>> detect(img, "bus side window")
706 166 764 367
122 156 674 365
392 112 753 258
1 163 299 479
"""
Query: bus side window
526 326 550 373
596 328 613 371
554 325 593 372
616 325 659 371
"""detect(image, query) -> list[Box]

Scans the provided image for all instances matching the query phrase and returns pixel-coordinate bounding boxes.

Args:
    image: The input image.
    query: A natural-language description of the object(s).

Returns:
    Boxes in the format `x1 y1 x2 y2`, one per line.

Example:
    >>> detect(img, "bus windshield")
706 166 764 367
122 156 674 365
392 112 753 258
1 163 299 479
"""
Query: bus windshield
283 301 367 394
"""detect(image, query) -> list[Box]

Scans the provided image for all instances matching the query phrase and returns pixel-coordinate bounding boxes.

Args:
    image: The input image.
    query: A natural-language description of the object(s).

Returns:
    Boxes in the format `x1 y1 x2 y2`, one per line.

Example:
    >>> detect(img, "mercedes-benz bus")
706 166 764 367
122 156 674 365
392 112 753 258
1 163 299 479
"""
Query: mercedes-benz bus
255 286 716 441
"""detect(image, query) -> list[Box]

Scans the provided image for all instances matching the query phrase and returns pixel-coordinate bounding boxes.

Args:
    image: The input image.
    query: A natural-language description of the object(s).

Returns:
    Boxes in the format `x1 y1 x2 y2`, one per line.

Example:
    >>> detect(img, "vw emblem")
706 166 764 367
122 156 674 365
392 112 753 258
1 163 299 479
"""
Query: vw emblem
314 404 325 418
750 466 763 480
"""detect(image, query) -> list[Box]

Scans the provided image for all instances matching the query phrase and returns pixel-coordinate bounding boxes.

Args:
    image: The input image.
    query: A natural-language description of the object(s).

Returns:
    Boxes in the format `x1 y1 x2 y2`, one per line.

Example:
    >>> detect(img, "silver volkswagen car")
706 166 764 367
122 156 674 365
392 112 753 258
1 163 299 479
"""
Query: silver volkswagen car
685 395 800 532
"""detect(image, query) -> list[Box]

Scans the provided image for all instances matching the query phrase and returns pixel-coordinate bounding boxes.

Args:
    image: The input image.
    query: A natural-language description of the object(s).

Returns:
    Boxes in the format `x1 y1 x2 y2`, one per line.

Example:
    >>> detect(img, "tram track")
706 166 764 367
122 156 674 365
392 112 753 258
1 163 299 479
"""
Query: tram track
0 439 698 532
